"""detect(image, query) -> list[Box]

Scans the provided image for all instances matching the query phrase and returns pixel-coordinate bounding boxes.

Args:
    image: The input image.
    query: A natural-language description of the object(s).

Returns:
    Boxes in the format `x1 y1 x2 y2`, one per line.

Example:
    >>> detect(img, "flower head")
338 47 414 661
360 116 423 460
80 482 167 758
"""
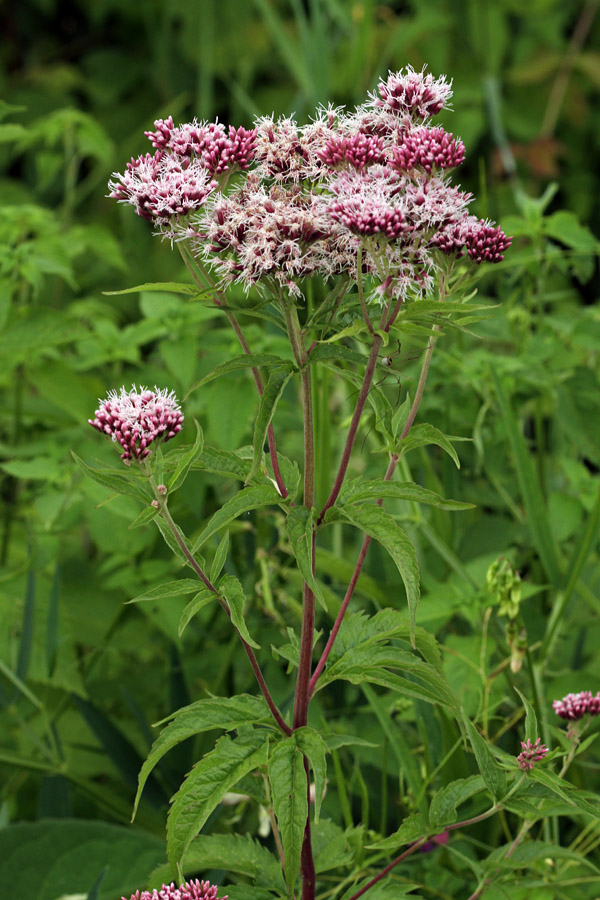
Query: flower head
124 878 227 900
370 67 453 122
553 691 600 721
390 126 465 175
108 152 216 224
89 386 183 461
517 737 548 771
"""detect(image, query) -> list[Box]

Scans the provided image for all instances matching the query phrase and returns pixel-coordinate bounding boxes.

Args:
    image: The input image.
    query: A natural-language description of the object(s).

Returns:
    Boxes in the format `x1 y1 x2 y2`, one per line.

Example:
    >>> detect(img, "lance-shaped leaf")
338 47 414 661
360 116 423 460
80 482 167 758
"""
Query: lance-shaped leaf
127 579 203 604
129 505 159 529
294 727 328 823
269 737 308 892
339 479 473 510
133 694 271 817
324 503 420 643
463 715 507 801
394 423 463 468
155 517 201 570
367 812 430 851
178 587 215 636
72 451 149 501
286 506 326 611
104 282 198 295
429 775 486 829
219 575 260 649
210 531 230 584
167 731 268 869
148 834 286 893
185 354 293 399
307 344 367 367
247 364 295 484
192 484 282 553
167 420 204 493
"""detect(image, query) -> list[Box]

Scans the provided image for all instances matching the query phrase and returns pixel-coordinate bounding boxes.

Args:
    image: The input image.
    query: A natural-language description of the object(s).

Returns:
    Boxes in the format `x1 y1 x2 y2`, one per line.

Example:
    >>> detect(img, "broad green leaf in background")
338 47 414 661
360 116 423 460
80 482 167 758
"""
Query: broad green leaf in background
167 731 269 870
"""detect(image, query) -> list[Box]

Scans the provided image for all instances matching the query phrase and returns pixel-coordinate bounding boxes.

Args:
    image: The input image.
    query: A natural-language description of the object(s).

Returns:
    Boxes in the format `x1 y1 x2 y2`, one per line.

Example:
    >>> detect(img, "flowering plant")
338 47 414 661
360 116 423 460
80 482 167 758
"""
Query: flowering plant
76 68 597 900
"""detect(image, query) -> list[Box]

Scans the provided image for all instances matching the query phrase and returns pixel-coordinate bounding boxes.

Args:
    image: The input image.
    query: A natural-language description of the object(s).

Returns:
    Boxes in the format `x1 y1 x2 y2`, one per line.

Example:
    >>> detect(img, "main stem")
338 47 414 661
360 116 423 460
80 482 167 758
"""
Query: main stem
284 302 316 900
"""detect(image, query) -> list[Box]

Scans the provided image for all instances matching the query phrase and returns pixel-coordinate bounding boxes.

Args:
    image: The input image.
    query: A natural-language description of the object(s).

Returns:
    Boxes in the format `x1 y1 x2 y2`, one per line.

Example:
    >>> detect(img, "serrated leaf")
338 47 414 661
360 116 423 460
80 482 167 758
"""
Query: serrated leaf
286 506 326 611
429 775 486 828
167 420 204 492
149 833 286 892
134 694 271 817
395 423 463 468
72 451 148 501
192 484 282 553
295 727 328 823
308 344 367 367
104 282 198 295
210 531 230 584
463 715 507 801
178 588 215 636
191 445 251 480
219 574 260 649
128 579 202 604
323 733 378 750
269 737 308 892
312 819 356 873
167 732 268 869
186 354 293 399
339 479 472 510
324 504 420 644
155 516 200 568
367 812 429 850
248 365 295 484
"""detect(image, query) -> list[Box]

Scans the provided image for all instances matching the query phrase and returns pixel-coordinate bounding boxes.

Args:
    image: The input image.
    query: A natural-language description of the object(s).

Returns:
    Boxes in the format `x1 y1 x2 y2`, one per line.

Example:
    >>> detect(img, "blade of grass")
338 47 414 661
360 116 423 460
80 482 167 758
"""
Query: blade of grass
46 561 60 678
491 367 562 588
251 0 313 98
15 567 35 691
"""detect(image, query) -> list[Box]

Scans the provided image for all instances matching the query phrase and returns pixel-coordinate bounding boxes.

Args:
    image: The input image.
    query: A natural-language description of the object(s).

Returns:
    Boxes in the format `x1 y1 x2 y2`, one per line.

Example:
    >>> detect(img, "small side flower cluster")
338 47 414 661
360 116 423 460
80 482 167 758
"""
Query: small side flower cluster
124 878 227 900
517 738 549 771
89 386 183 461
553 691 600 720
108 65 511 302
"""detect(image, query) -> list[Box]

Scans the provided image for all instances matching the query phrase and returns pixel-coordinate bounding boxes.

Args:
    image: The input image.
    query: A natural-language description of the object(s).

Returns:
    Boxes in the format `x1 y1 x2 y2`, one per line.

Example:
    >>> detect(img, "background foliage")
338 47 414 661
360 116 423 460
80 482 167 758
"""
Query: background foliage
1 1 600 898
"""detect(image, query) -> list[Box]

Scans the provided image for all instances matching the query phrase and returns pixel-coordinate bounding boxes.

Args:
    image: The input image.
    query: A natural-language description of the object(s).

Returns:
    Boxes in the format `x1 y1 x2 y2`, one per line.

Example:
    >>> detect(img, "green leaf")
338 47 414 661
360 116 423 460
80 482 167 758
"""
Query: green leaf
514 687 538 744
0 819 165 900
323 733 378 751
192 484 282 553
148 833 285 893
127 579 203 604
429 775 486 828
394 423 463 468
219 574 260 649
72 451 148 501
178 588 215 636
167 420 204 492
286 506 326 611
529 768 600 818
367 812 429 850
339 478 473 511
248 364 295 484
295 727 328 823
134 694 272 818
167 731 269 869
155 516 200 569
324 504 420 644
129 505 159 529
192 445 251 481
104 282 199 295
210 531 230 584
491 368 561 588
186 354 293 398
462 714 507 800
543 210 599 252
487 839 599 871
269 737 308 892
308 344 367 367
312 819 356 873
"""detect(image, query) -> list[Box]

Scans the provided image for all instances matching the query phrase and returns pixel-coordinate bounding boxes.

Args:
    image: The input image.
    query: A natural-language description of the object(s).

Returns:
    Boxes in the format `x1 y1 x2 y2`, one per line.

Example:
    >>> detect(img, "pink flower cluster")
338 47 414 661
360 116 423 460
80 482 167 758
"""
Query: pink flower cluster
89 386 183 460
516 737 549 771
553 691 600 721
124 878 226 900
109 66 511 300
